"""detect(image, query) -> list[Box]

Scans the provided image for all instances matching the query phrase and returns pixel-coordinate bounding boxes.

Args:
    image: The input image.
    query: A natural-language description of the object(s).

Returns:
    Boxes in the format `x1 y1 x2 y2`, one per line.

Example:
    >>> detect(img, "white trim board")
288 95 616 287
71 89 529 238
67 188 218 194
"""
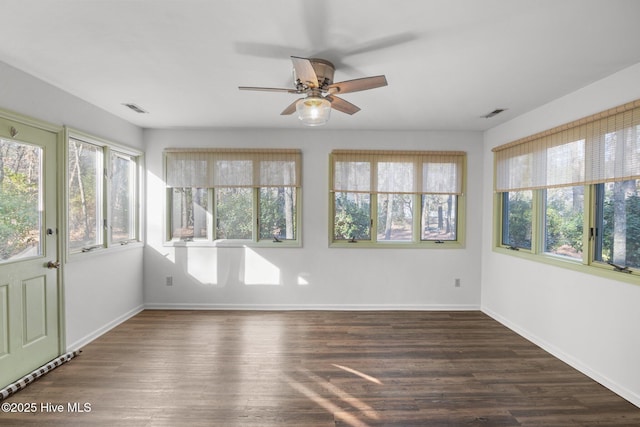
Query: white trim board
65 305 144 352
482 307 640 409
144 303 481 311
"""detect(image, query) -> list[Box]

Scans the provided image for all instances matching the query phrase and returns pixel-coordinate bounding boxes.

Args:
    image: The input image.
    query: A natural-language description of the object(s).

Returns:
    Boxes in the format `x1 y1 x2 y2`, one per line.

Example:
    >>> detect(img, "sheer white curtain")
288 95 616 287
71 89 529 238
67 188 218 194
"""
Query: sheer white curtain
331 150 465 195
165 148 301 188
494 99 640 192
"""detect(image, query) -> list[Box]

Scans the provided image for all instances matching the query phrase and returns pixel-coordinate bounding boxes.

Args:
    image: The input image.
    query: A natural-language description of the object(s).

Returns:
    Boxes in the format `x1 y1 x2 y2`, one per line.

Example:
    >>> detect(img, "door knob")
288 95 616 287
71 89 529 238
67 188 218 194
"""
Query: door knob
47 261 60 269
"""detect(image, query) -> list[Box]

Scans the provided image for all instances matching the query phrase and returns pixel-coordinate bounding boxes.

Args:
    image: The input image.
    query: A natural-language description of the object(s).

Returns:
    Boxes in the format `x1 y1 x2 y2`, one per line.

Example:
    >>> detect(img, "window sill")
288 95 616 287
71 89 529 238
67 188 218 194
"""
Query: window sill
330 240 464 249
67 241 144 262
493 245 640 286
164 239 302 249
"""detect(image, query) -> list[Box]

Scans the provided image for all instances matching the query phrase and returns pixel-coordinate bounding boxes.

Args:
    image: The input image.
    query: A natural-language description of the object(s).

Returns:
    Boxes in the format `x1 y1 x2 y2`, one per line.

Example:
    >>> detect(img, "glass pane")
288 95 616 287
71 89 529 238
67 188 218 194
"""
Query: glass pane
171 188 208 240
334 192 371 241
259 187 296 240
595 179 640 269
377 194 413 241
68 139 102 252
216 188 252 239
0 138 42 261
111 152 136 243
421 195 457 241
502 190 532 250
544 186 584 259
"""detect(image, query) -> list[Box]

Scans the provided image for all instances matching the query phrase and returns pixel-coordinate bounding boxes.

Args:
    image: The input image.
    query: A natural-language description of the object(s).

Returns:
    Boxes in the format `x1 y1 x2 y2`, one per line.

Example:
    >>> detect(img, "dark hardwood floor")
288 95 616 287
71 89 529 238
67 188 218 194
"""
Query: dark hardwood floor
2 310 640 426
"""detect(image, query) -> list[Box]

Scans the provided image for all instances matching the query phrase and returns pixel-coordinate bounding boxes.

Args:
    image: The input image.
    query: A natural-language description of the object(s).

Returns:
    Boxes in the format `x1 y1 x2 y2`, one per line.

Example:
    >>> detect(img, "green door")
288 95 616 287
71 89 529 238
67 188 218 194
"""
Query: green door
0 117 60 387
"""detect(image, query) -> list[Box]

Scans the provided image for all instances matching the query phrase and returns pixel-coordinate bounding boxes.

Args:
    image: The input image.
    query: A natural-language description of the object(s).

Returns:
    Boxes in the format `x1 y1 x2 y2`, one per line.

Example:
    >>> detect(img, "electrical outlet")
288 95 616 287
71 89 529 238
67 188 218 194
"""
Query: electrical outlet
454 278 461 287
166 276 173 286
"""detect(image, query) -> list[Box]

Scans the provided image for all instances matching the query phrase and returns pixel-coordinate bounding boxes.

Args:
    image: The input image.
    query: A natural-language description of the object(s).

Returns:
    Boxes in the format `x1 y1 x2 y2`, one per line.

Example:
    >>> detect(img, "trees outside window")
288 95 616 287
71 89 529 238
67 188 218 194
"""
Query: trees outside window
330 150 465 246
0 138 42 261
67 135 140 254
165 149 301 246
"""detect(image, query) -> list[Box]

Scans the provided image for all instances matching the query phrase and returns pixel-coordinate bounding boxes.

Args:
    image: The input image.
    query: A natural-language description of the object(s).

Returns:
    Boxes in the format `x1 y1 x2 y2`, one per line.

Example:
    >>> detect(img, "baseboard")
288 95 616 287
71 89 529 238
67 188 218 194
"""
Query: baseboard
144 303 480 311
66 304 145 352
482 306 640 409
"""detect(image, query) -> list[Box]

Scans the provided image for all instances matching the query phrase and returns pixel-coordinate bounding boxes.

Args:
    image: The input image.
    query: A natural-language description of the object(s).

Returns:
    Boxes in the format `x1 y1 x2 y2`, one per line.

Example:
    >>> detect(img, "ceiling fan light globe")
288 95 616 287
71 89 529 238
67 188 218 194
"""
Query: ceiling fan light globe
296 96 331 126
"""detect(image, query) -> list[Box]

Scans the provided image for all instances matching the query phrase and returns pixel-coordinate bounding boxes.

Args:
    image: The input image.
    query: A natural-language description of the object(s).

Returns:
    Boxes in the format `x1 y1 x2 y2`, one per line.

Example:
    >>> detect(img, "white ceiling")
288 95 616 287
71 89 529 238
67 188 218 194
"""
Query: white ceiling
2 0 640 131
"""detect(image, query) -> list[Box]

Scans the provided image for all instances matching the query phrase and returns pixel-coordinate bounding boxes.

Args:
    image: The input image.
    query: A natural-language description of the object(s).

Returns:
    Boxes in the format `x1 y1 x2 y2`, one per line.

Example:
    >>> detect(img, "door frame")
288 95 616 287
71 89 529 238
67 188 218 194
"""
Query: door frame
0 107 66 360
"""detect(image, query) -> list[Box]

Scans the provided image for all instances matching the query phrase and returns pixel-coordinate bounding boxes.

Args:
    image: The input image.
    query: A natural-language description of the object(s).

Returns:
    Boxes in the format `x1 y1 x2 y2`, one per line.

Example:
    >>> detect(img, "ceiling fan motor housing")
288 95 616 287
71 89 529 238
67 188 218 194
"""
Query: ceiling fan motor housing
295 58 335 89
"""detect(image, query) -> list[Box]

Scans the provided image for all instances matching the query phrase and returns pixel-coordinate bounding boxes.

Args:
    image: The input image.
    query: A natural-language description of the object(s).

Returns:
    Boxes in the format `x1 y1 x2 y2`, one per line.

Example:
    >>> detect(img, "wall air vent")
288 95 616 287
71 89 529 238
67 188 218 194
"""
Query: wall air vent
483 108 506 119
123 103 148 114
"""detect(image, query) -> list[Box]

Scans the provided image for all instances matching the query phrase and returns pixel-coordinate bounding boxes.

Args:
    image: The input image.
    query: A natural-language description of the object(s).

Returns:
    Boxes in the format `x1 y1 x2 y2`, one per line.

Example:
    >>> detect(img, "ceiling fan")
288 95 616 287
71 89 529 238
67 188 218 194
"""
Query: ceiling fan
239 56 388 126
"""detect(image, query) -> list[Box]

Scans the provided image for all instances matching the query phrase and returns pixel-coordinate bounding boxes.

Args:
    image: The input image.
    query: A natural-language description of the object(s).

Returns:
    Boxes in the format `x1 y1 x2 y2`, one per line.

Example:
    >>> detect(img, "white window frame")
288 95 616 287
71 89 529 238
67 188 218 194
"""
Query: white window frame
65 128 143 258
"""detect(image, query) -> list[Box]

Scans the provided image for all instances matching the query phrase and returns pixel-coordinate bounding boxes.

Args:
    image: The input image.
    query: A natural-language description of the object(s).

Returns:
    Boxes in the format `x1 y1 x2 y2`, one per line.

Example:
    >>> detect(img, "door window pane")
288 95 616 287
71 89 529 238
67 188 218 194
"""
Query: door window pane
216 188 252 239
544 186 584 259
0 139 42 261
502 190 533 250
595 180 640 269
377 194 413 241
334 192 371 241
259 187 296 240
421 194 457 241
68 139 102 252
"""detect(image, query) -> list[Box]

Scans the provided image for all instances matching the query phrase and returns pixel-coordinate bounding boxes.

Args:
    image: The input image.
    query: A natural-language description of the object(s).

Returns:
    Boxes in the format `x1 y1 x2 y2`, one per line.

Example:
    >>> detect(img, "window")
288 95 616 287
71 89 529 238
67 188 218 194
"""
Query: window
165 149 301 246
330 150 465 246
501 190 533 250
594 179 640 270
67 133 141 254
494 98 640 280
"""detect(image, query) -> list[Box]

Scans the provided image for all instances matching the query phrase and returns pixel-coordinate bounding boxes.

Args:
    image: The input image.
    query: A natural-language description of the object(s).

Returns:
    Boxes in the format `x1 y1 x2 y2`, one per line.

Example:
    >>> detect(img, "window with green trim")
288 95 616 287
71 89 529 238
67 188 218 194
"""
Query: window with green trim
330 150 465 246
493 99 640 278
165 149 301 245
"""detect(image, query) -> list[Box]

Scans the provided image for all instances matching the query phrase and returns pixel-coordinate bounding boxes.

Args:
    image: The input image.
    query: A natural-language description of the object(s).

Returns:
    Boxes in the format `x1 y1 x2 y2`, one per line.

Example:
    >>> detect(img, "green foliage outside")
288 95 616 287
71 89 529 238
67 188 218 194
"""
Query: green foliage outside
601 192 640 268
0 170 39 260
216 188 252 239
259 187 296 240
334 192 370 240
504 192 532 249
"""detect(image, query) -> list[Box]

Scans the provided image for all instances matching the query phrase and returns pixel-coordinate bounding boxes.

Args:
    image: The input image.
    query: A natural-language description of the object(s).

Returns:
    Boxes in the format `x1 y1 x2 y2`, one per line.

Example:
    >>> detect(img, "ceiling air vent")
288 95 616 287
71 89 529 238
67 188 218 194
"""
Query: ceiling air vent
123 103 148 114
483 108 506 119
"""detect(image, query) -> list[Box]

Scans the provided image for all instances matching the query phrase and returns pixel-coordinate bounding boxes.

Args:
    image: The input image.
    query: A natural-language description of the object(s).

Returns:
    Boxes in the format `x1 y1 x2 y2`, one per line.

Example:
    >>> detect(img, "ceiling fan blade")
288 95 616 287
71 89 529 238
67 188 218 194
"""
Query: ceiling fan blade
280 99 301 115
291 56 319 88
326 95 361 115
239 86 299 94
328 75 388 95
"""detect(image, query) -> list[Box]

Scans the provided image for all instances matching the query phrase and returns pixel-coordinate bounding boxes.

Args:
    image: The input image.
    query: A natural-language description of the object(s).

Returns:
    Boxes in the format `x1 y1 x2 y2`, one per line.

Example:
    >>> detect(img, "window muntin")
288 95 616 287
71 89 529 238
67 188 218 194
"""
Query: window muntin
331 150 465 246
67 134 140 254
544 186 584 259
594 179 640 270
165 149 301 246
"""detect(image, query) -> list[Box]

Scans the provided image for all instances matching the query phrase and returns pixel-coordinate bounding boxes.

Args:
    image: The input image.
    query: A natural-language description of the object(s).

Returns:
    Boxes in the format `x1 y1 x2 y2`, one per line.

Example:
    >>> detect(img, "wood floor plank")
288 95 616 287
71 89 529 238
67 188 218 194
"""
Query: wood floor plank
2 310 639 426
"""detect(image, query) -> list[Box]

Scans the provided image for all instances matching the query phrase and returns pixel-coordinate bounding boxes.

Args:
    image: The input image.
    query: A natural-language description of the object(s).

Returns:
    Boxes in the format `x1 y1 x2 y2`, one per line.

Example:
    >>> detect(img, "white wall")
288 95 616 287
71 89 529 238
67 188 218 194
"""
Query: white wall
481 62 640 407
0 61 145 349
144 129 483 309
